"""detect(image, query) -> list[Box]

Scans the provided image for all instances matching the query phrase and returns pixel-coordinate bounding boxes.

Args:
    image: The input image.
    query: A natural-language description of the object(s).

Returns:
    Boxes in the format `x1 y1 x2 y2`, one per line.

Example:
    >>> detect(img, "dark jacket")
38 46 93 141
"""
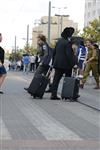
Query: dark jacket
53 38 77 70
38 42 53 66
0 46 5 64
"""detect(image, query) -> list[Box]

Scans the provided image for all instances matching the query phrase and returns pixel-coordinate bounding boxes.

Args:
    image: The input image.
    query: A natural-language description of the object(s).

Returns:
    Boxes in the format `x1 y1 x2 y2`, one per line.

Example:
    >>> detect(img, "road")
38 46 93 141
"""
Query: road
0 72 100 150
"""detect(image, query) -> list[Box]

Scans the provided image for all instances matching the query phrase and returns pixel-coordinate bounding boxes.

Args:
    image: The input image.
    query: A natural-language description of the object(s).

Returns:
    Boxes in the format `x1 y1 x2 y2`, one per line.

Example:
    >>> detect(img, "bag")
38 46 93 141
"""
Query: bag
28 68 51 99
61 77 80 101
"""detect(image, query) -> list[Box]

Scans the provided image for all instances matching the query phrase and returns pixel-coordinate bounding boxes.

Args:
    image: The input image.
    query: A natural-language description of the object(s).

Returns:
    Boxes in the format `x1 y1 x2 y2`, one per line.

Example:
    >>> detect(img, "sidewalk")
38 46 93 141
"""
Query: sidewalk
0 72 100 150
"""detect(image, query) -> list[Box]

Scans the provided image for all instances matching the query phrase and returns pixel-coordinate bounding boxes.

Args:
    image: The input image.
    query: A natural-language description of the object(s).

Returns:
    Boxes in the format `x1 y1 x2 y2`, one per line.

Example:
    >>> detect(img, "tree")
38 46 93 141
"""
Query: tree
24 44 38 55
81 17 100 43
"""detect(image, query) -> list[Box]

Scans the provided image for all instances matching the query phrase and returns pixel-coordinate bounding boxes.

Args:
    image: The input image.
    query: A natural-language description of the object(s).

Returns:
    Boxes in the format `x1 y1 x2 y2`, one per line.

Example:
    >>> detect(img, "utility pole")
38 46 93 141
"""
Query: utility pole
14 36 17 61
60 15 63 34
48 1 51 45
15 36 17 54
26 24 29 51
60 15 69 34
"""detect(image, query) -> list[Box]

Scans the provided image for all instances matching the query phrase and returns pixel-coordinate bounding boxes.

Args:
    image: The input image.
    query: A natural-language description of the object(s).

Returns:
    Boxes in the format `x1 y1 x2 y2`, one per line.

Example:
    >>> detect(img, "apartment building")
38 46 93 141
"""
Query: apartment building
84 0 100 27
32 16 78 48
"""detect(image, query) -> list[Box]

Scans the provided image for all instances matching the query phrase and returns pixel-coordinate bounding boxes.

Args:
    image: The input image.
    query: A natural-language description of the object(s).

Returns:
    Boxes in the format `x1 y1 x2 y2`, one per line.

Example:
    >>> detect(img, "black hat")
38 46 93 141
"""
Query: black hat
61 27 75 39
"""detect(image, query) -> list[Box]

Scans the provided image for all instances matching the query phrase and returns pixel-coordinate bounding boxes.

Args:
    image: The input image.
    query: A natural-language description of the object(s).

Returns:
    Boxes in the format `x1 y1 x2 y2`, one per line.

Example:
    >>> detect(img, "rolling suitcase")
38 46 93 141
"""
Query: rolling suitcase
61 77 80 101
28 68 51 99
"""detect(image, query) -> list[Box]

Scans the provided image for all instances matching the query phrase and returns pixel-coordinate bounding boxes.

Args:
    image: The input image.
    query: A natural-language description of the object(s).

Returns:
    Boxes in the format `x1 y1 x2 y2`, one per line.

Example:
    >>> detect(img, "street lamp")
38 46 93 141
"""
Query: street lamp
55 14 69 34
52 6 68 38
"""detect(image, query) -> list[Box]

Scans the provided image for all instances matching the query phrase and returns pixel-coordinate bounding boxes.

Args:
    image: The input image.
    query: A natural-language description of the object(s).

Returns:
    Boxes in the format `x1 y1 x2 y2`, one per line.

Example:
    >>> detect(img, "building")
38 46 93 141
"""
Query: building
32 16 78 49
84 0 100 27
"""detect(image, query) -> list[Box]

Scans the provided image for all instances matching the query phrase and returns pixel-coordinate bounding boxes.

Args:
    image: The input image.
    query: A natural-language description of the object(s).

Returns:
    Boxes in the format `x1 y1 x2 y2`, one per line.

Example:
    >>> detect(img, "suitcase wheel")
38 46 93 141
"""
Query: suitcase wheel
33 95 36 99
62 97 68 100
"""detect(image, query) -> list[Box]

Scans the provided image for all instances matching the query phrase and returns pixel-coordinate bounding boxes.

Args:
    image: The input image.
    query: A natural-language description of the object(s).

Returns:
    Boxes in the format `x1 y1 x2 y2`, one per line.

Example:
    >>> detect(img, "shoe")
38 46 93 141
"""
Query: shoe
80 84 84 89
94 86 100 89
45 89 51 93
50 96 61 100
24 87 28 91
0 91 4 94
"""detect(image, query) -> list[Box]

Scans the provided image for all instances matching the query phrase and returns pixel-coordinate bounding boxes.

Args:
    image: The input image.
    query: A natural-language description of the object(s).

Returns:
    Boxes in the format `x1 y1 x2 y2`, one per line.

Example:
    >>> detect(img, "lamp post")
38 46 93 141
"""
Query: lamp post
22 25 32 52
52 6 68 38
48 1 51 45
55 14 69 35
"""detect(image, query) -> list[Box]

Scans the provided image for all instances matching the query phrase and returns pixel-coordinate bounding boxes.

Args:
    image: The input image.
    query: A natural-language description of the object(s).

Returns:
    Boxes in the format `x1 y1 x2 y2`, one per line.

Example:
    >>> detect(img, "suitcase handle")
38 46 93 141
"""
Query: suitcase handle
46 67 52 78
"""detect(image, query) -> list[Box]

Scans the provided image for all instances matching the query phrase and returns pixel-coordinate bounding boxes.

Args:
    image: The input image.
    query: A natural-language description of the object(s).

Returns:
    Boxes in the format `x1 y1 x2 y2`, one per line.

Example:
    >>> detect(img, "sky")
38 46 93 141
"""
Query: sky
0 0 85 50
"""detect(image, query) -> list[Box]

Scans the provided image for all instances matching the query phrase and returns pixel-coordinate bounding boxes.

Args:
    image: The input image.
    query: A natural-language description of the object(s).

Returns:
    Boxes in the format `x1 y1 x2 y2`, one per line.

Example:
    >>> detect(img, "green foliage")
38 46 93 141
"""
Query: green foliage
81 17 100 43
73 29 80 36
24 44 38 55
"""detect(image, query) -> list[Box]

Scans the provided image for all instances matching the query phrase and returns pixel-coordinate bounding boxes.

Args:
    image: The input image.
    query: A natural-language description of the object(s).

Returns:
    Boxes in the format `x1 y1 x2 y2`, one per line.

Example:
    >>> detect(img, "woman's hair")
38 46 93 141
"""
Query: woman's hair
0 33 2 36
85 39 93 44
37 34 46 42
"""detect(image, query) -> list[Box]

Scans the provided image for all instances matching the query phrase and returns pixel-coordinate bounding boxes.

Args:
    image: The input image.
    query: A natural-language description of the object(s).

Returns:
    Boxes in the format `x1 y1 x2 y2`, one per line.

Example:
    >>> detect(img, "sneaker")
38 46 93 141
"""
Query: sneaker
0 91 4 94
24 87 28 91
80 84 84 89
94 86 100 90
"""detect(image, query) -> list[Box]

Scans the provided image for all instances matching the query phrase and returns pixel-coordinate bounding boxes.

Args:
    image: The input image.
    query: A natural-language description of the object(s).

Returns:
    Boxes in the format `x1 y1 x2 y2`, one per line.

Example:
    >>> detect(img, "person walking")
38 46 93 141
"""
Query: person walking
0 33 7 94
34 34 53 76
22 53 30 75
80 40 99 89
24 34 53 91
50 27 77 100
30 54 35 72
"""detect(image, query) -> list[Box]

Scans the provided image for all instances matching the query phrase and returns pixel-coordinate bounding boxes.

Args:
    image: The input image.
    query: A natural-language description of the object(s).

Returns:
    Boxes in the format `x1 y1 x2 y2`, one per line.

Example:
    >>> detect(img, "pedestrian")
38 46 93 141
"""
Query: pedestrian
24 34 53 91
22 53 30 75
0 33 7 94
30 54 35 72
50 27 77 100
72 40 87 78
80 40 99 89
77 41 87 78
34 34 53 76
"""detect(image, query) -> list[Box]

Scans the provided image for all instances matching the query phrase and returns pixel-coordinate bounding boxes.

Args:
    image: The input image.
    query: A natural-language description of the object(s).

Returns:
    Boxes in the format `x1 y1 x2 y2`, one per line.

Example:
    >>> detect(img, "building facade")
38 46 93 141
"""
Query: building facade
84 0 100 27
32 16 78 49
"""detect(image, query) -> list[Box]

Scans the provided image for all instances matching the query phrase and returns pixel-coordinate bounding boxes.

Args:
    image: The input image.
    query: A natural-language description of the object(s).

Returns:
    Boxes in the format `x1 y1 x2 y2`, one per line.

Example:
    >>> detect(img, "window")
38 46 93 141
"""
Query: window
93 11 96 16
88 12 91 18
88 2 91 8
93 0 96 5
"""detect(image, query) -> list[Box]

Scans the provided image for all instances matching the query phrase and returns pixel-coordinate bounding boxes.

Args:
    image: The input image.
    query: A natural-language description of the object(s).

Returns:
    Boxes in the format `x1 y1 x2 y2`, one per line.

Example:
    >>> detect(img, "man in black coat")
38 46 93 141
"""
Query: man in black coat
51 27 77 100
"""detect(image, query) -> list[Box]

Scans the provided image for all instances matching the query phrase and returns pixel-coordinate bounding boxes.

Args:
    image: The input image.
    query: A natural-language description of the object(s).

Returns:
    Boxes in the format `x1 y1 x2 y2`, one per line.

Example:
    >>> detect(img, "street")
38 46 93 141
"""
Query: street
0 71 100 150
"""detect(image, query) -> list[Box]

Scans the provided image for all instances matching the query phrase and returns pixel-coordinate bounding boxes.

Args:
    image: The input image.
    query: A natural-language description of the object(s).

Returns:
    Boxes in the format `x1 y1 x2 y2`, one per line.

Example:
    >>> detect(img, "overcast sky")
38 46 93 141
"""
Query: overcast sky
0 0 85 50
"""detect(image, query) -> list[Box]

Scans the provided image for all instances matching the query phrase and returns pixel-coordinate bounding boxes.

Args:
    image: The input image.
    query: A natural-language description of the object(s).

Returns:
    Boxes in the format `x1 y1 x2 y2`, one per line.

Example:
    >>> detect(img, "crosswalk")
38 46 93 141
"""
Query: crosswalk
18 101 82 140
0 72 99 142
0 117 11 140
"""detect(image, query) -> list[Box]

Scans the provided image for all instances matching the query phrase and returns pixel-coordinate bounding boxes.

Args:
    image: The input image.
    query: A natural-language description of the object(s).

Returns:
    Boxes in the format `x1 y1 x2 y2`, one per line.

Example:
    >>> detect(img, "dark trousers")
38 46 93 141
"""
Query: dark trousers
30 63 34 71
51 68 72 96
34 64 49 77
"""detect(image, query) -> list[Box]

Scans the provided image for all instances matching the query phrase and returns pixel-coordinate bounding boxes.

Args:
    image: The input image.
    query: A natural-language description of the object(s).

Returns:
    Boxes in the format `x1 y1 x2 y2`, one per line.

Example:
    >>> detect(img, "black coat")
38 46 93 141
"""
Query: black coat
53 38 77 70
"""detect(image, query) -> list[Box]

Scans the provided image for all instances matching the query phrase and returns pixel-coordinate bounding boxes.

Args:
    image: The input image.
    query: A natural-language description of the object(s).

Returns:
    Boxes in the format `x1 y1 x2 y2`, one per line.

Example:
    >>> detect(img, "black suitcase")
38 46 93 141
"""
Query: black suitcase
61 77 80 101
28 74 49 99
